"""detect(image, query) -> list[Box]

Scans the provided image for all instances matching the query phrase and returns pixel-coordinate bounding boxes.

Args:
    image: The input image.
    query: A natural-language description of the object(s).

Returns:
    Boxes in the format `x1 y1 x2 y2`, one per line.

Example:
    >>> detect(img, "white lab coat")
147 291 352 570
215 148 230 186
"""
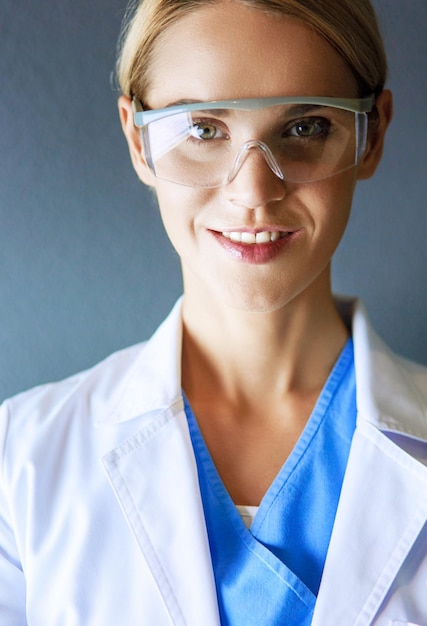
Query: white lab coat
1 297 427 626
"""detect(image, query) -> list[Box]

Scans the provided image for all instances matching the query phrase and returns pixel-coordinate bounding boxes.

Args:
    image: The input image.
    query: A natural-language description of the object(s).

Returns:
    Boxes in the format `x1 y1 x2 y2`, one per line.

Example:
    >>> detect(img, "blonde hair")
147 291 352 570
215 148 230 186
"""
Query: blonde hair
116 0 387 101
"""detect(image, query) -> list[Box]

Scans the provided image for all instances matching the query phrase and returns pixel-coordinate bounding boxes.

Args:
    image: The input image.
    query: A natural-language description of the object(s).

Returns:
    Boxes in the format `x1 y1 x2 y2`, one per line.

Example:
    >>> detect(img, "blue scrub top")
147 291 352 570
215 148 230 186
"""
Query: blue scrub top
184 338 356 625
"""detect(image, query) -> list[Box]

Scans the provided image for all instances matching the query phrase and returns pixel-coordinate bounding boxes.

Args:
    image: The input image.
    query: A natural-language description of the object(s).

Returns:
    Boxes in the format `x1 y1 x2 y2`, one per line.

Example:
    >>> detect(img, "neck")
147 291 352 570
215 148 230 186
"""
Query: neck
181 273 349 414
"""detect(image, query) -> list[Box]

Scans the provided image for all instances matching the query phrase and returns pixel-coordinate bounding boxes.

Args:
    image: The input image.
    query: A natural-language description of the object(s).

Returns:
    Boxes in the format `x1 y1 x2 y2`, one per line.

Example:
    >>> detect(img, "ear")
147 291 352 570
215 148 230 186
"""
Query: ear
357 89 393 180
118 95 156 187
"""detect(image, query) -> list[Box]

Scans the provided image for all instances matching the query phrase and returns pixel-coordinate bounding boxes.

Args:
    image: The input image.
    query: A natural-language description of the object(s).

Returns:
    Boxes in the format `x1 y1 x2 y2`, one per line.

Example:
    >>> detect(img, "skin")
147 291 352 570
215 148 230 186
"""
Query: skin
119 0 392 505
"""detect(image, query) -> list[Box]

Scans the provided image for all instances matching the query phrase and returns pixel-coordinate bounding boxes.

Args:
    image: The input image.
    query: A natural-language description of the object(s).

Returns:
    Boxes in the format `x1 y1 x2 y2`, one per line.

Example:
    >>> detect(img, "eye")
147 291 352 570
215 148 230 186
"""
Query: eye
286 117 331 139
190 119 228 141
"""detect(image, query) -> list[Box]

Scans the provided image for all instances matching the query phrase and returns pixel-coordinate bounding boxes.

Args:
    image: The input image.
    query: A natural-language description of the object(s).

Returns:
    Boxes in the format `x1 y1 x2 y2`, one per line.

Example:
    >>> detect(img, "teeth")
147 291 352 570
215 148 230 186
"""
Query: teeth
230 231 244 242
222 231 284 244
255 231 271 244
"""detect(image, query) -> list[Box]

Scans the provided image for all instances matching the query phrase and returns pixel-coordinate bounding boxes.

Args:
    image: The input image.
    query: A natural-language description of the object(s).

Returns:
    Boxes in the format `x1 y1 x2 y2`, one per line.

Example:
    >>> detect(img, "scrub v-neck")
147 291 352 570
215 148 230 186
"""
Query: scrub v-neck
183 338 356 625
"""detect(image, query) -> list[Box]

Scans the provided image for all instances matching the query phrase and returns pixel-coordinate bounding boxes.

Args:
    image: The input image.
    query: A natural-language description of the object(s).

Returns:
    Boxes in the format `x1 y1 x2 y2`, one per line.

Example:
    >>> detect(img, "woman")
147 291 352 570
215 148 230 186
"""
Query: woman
1 0 426 624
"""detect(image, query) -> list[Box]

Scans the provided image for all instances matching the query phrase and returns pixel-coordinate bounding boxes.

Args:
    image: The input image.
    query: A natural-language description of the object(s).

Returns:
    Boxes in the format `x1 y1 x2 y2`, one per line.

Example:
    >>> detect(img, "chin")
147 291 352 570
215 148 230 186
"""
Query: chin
219 285 297 315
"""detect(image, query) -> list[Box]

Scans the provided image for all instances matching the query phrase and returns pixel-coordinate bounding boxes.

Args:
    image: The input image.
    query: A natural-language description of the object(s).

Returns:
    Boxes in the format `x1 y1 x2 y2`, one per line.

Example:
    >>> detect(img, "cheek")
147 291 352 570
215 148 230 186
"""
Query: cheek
154 185 208 257
307 172 356 245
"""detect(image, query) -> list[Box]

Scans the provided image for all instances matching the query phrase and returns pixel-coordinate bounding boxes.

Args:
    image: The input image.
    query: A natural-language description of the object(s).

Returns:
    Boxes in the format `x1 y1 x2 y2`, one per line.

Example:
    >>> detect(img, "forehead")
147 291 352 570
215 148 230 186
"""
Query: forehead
145 0 357 108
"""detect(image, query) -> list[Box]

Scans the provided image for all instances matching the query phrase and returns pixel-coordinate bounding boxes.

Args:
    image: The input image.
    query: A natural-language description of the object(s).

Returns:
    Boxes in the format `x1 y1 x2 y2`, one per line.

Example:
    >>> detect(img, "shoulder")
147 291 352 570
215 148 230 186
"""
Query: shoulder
0 298 184 464
5 340 146 407
0 342 147 464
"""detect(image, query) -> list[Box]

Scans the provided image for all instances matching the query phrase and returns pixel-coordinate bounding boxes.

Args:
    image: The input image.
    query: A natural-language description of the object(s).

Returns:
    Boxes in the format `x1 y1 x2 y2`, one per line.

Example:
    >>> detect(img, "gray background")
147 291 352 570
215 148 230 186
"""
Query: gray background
0 0 426 400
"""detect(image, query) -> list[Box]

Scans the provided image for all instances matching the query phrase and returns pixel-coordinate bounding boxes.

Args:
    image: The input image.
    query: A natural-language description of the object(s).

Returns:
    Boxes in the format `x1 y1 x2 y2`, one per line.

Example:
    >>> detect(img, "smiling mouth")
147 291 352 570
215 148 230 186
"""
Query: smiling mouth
221 230 288 244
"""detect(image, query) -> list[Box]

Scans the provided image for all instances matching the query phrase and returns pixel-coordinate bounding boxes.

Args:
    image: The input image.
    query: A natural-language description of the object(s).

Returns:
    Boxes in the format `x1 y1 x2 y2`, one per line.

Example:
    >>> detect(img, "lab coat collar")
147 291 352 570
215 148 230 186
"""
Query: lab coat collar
96 297 184 426
337 297 427 441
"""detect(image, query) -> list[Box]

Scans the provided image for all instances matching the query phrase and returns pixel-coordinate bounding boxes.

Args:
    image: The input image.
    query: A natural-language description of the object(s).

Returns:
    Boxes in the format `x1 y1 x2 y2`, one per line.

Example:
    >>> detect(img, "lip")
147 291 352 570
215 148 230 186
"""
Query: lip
210 228 300 264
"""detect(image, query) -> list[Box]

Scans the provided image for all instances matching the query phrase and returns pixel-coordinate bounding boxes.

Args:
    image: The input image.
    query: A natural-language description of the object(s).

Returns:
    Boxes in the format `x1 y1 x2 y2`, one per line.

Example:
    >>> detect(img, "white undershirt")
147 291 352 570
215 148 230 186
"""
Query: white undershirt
236 505 259 529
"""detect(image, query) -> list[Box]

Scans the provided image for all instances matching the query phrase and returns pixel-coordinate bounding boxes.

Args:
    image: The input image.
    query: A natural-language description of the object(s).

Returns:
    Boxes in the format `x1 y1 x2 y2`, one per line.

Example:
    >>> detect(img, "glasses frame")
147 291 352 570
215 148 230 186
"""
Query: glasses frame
132 94 375 126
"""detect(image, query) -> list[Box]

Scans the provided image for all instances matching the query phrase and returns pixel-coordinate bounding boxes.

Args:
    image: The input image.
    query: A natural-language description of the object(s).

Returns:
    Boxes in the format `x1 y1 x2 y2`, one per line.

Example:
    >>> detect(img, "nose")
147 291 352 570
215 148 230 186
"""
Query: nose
224 141 287 209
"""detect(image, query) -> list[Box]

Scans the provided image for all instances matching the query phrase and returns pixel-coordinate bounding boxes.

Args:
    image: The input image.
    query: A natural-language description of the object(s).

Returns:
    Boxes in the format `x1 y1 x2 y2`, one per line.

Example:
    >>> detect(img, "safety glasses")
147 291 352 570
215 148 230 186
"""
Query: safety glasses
133 95 375 188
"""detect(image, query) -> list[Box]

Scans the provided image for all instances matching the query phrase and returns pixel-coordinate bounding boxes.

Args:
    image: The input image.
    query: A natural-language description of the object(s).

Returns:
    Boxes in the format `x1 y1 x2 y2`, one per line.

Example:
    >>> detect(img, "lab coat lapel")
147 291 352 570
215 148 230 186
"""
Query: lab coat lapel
102 401 220 626
312 418 427 626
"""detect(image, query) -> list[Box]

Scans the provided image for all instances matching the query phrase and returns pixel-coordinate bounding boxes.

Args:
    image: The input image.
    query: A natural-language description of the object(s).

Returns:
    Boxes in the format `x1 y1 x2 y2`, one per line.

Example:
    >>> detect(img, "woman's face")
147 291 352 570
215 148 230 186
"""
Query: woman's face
121 0 388 313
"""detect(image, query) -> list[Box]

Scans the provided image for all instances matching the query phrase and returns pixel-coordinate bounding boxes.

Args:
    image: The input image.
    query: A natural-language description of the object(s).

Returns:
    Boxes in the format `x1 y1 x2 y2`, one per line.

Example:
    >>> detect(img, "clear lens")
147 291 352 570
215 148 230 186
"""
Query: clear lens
141 103 367 188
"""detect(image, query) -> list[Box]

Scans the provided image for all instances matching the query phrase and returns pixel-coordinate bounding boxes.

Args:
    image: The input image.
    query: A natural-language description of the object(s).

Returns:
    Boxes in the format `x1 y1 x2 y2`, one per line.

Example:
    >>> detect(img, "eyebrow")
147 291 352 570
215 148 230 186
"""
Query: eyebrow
286 104 322 115
163 99 231 117
164 99 204 108
163 100 327 117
